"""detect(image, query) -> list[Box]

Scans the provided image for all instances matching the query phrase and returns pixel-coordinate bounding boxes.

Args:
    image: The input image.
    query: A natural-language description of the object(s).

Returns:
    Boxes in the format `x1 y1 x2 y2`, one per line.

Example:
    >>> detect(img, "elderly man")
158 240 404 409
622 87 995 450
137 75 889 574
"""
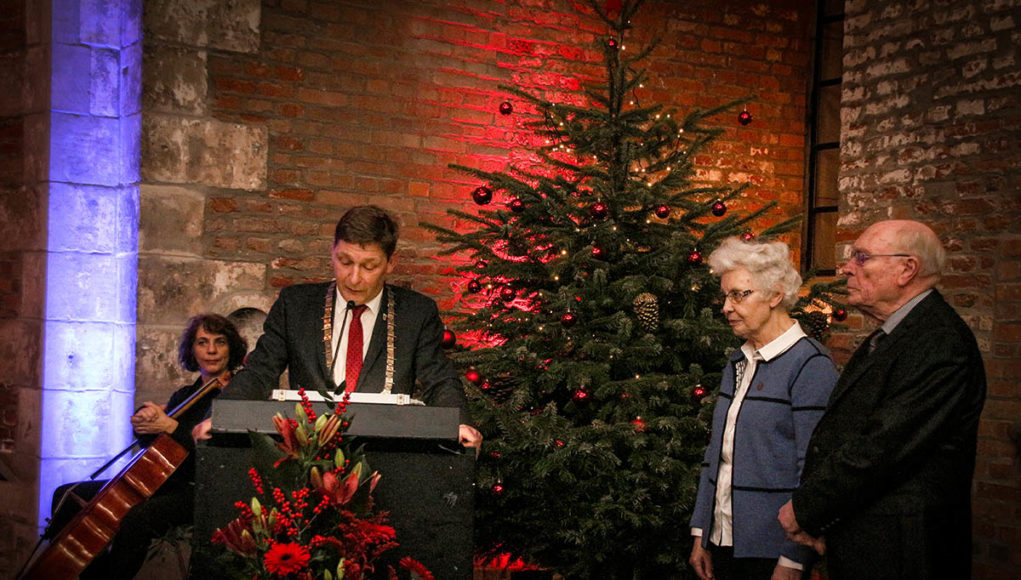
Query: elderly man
777 219 986 579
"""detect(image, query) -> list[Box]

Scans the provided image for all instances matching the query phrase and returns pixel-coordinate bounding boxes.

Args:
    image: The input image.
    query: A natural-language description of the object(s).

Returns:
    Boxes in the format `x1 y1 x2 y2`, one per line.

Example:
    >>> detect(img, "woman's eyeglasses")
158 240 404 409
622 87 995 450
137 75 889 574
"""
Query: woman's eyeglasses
719 289 755 304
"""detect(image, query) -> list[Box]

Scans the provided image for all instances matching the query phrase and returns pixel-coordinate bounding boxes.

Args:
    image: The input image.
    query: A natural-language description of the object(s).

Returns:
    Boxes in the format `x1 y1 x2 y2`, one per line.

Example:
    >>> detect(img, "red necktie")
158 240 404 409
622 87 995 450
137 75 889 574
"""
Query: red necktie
345 305 368 392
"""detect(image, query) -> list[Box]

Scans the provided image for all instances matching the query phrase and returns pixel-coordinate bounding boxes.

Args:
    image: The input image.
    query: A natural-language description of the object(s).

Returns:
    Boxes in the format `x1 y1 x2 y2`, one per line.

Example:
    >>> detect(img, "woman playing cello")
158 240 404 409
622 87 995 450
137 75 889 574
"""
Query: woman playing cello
47 313 246 579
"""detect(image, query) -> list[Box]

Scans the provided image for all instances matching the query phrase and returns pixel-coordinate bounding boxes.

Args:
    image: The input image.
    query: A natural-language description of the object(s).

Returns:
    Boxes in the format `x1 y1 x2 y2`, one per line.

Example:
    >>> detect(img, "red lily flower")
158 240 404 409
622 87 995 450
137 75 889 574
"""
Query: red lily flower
211 516 258 557
273 413 301 466
319 470 360 505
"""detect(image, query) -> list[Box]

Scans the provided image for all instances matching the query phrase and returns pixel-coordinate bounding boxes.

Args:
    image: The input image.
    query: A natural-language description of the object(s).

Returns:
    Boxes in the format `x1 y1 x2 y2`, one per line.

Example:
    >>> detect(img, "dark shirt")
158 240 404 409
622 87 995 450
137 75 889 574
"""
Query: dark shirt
136 377 219 490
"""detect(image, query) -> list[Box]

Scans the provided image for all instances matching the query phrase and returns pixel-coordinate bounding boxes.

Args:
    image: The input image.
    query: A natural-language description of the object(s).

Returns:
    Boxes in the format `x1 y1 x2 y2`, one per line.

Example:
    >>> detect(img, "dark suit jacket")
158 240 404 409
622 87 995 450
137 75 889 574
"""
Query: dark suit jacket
792 290 985 579
223 282 466 418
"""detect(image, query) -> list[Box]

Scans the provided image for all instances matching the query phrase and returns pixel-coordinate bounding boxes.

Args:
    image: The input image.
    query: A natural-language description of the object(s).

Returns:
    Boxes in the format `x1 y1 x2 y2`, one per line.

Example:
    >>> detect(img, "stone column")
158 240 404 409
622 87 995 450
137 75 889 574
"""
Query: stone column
37 0 143 529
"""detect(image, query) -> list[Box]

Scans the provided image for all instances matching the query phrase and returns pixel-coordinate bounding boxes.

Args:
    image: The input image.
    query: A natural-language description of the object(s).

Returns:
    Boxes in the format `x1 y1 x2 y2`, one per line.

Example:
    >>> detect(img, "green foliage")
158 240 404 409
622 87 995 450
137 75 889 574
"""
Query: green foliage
424 2 838 578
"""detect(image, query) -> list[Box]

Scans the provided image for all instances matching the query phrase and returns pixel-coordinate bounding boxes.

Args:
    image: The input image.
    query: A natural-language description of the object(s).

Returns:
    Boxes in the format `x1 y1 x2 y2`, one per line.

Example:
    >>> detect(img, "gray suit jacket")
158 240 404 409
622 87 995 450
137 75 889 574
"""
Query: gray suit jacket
792 290 985 579
223 282 466 418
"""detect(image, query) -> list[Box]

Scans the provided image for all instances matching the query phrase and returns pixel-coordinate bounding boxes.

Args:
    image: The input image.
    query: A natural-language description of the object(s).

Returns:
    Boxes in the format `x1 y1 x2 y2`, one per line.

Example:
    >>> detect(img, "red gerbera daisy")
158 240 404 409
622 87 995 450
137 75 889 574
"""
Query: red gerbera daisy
263 542 311 576
399 556 434 580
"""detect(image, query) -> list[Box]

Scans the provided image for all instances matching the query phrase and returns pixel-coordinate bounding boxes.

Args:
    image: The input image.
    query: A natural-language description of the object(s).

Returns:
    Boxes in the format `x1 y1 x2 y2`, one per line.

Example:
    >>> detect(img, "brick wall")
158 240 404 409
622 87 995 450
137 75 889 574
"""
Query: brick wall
834 0 1020 577
136 0 815 401
204 0 813 286
0 0 48 572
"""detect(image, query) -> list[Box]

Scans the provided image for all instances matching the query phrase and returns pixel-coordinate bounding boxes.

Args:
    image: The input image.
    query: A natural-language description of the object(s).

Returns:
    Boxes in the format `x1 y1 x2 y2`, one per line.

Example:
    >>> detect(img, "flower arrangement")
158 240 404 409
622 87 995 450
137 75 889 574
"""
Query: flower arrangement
210 389 433 580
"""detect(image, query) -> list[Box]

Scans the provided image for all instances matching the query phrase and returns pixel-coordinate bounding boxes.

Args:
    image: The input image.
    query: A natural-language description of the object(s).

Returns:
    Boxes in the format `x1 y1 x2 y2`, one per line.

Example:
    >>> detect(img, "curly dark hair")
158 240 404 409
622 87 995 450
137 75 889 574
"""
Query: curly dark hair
177 313 248 373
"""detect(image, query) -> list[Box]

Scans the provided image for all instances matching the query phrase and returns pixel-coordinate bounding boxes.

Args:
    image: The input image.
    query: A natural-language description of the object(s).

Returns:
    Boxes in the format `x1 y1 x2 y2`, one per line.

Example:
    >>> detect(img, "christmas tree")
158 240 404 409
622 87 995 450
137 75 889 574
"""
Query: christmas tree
425 1 836 577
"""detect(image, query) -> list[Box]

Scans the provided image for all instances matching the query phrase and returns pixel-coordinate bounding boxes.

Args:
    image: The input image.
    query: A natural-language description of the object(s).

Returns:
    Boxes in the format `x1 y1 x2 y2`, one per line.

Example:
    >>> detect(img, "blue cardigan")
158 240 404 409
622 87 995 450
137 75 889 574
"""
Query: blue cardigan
690 336 838 564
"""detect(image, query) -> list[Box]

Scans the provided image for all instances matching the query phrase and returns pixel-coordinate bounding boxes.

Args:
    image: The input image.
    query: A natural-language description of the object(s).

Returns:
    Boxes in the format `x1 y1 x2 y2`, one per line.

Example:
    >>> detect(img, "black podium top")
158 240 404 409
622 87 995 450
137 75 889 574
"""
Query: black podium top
210 399 460 441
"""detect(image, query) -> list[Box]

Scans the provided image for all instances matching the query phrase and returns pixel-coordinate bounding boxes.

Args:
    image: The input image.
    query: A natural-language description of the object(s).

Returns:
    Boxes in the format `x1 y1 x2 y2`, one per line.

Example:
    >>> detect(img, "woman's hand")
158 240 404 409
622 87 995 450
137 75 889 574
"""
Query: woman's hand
131 401 178 435
689 538 714 580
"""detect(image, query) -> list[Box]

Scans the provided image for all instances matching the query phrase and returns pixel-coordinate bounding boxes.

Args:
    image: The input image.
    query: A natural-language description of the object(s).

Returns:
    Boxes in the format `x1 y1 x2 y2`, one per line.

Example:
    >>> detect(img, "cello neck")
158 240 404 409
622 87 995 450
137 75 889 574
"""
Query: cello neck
164 369 233 420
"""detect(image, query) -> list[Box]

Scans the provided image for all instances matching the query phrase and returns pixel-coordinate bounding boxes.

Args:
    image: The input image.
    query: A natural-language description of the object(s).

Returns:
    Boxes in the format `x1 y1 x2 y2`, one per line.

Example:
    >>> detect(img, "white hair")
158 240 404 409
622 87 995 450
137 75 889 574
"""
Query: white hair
894 222 946 278
707 236 802 311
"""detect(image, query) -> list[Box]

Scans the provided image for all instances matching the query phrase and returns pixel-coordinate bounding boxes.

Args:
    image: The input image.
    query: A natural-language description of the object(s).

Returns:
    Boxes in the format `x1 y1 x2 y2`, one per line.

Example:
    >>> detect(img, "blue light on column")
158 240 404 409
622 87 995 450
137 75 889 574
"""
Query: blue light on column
38 0 142 529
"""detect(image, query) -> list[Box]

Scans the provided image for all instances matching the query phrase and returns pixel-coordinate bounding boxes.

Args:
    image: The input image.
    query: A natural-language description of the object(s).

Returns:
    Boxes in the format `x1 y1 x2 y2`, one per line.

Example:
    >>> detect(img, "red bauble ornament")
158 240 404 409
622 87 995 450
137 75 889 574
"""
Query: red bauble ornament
591 202 608 219
832 308 848 322
631 417 646 432
654 205 670 219
441 329 456 349
738 110 753 125
741 231 755 241
480 381 492 391
555 439 565 448
465 369 483 384
711 200 727 217
572 388 590 402
509 198 525 213
607 37 618 50
491 483 504 495
688 249 703 264
591 246 605 260
499 101 513 115
472 186 493 205
560 312 577 328
500 286 516 301
693 384 707 399
467 279 482 293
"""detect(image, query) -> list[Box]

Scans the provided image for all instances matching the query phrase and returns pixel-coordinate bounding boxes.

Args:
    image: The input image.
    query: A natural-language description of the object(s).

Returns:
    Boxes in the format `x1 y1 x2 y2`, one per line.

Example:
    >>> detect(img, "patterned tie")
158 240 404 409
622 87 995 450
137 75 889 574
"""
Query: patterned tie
345 304 368 392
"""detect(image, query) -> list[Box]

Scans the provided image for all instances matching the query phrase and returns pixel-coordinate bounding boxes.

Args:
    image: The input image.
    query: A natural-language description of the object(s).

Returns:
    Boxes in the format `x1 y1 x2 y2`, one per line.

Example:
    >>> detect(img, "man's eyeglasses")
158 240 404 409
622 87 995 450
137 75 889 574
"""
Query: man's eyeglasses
719 289 755 304
848 249 911 266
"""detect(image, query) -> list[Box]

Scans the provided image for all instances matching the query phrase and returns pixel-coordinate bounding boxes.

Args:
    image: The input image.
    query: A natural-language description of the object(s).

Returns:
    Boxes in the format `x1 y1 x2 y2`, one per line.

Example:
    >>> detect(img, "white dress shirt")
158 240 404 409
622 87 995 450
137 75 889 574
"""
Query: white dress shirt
330 288 384 387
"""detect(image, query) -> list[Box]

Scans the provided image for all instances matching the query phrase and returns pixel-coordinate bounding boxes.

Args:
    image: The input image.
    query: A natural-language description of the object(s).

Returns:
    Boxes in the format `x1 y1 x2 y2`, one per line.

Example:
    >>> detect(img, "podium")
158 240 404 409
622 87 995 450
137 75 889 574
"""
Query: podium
193 400 475 579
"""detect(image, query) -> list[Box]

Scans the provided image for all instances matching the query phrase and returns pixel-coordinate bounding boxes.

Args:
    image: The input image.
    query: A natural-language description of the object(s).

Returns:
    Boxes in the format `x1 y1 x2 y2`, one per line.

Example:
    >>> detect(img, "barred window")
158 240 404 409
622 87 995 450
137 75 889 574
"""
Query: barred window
804 0 844 275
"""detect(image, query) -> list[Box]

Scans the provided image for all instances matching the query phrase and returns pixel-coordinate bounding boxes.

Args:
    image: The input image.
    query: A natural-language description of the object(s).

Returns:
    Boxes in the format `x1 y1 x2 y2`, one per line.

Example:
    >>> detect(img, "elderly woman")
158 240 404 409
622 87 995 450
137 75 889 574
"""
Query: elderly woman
689 237 839 580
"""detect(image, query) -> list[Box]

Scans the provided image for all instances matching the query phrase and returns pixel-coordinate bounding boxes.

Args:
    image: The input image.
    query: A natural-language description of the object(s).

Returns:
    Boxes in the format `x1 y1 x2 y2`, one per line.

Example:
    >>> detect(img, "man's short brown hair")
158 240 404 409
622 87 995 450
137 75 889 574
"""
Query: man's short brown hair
333 205 399 258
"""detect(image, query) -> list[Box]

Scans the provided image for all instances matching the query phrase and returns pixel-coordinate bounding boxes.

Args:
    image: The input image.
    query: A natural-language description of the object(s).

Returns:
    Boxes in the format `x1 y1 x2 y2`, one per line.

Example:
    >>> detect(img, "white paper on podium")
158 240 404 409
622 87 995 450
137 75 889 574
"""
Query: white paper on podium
270 389 425 406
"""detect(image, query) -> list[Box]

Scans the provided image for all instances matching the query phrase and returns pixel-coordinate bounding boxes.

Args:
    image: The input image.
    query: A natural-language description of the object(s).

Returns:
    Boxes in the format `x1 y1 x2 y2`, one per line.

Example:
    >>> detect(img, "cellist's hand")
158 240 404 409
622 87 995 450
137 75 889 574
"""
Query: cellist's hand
131 401 178 435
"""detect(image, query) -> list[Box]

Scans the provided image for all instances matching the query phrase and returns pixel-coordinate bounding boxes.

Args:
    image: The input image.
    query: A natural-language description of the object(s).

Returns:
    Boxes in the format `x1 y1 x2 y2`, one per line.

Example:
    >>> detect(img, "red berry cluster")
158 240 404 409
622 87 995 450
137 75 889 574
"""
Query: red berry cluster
233 500 254 520
272 486 314 538
312 493 332 516
248 467 265 495
297 387 317 422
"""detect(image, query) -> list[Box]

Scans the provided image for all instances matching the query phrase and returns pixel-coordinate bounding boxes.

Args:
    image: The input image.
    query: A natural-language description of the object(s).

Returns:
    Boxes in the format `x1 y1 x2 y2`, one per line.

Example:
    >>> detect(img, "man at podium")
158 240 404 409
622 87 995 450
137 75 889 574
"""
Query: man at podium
221 204 481 449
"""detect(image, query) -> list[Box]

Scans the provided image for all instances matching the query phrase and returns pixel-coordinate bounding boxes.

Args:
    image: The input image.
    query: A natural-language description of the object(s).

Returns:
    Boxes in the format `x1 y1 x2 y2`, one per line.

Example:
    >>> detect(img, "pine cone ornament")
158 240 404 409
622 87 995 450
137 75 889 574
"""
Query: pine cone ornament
633 292 659 333
803 311 830 341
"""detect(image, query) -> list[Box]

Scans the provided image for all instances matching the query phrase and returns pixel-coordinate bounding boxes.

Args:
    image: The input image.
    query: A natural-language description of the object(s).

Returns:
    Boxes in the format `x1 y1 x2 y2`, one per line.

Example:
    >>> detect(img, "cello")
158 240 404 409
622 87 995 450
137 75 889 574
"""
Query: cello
18 373 229 580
